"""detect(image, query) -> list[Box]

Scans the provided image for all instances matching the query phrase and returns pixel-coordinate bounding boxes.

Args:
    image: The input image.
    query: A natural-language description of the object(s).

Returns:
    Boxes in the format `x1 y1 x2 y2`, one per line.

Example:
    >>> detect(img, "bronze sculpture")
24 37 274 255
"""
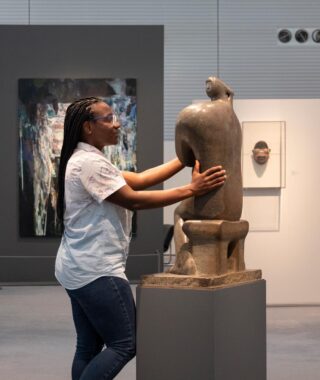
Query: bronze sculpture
174 76 243 221
142 77 261 287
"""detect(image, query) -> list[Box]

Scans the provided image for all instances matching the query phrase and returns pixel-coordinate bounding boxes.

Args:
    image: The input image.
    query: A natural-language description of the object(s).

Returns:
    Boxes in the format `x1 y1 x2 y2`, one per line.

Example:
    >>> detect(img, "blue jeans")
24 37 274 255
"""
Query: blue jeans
66 276 136 380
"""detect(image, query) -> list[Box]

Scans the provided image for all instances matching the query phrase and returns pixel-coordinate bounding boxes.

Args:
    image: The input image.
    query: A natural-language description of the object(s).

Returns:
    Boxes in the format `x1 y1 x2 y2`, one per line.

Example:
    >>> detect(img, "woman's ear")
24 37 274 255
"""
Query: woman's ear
82 120 93 136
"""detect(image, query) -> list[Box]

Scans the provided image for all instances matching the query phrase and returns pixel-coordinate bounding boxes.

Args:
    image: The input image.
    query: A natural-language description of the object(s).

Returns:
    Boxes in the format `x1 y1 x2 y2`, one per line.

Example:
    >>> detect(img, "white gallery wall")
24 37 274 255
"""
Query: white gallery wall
164 99 320 305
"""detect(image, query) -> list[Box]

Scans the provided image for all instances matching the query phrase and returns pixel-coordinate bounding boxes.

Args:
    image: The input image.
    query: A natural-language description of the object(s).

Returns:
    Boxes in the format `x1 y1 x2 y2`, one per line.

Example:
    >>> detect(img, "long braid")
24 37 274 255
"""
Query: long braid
57 97 102 227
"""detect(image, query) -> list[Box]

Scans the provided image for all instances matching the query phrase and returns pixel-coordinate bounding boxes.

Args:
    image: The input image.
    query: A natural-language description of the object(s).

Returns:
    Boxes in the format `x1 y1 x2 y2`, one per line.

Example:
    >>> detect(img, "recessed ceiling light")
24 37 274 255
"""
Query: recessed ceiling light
278 29 292 43
312 29 320 43
295 29 308 43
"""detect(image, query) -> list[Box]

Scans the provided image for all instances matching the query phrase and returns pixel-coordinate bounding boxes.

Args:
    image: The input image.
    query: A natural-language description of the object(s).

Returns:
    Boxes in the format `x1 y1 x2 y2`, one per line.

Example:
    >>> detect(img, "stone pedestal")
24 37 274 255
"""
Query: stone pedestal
137 280 266 380
182 219 248 276
143 219 261 288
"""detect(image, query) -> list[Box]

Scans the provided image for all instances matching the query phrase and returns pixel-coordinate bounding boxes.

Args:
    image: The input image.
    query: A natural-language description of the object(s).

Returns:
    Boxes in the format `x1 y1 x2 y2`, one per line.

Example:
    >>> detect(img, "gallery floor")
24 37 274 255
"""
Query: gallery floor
0 285 319 380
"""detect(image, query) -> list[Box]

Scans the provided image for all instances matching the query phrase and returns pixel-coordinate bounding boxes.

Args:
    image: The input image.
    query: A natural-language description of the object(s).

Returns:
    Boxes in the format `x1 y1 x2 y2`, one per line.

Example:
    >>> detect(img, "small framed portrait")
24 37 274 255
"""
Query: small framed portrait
242 121 285 188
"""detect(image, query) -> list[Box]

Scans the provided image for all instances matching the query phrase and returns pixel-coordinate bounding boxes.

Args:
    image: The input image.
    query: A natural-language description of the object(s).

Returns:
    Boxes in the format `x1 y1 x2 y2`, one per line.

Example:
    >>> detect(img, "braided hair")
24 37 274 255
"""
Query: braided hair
57 97 102 225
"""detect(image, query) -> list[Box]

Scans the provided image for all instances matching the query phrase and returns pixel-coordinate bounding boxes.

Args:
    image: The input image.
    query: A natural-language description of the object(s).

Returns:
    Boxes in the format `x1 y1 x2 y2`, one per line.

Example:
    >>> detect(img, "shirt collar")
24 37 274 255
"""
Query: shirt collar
76 142 105 157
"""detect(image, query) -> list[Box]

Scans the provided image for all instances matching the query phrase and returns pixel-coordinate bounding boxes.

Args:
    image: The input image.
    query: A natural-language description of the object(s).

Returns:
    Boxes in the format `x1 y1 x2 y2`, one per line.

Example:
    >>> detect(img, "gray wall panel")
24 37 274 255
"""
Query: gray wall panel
2 0 320 134
219 0 320 98
0 25 163 283
28 0 218 140
0 0 28 24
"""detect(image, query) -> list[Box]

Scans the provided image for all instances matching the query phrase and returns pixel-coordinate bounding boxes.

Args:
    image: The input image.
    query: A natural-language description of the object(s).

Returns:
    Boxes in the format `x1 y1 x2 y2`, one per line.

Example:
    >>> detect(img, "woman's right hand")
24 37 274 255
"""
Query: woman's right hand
189 160 226 196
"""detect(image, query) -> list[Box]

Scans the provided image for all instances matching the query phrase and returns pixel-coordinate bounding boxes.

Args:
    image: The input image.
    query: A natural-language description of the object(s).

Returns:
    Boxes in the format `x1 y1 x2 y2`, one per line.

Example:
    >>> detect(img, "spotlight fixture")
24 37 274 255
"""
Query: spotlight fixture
312 29 320 43
278 28 320 45
278 29 292 43
295 29 308 43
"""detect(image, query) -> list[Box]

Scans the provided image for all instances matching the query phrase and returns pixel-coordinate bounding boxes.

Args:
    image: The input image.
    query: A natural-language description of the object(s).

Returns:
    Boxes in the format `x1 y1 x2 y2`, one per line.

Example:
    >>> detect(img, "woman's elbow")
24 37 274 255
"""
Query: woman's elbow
129 202 144 211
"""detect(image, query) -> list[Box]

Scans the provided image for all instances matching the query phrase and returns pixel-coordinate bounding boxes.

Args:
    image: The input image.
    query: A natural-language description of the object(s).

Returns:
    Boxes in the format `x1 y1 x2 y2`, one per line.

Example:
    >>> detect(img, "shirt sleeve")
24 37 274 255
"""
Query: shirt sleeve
80 155 126 203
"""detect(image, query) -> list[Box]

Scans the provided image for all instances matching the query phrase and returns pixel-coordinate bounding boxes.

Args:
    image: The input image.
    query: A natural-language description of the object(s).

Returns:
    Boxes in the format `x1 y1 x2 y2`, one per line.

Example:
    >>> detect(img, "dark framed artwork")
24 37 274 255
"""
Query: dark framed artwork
18 78 137 237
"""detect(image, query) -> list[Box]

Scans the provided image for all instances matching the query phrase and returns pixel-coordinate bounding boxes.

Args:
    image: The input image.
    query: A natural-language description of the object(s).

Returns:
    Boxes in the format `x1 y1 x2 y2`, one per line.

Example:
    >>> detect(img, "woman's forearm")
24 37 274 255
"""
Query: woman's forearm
108 184 194 211
109 162 226 211
122 158 185 190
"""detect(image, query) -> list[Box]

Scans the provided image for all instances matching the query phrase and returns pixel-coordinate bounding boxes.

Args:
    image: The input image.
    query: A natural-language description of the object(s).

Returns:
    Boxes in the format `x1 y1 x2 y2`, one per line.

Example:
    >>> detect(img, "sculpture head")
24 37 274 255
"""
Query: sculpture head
205 76 234 101
252 141 271 165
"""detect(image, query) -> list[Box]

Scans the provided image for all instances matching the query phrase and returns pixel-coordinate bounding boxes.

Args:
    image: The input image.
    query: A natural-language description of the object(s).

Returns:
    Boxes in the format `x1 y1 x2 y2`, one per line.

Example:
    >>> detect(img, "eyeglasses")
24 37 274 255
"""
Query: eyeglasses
90 113 119 124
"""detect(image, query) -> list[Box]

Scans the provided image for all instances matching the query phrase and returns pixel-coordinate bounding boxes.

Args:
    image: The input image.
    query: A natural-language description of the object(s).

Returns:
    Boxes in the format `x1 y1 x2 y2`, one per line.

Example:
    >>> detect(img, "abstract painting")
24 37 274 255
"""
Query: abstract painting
18 78 137 237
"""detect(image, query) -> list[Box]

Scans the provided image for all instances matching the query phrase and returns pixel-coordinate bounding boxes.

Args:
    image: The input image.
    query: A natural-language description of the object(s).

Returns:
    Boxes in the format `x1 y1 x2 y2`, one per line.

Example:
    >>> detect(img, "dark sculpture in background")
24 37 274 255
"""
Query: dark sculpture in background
142 77 261 288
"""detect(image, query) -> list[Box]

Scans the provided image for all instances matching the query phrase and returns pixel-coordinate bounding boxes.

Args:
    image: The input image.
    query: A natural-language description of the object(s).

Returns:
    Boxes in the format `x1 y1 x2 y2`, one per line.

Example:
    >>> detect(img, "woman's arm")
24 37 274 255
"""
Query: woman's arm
122 158 185 190
109 161 226 210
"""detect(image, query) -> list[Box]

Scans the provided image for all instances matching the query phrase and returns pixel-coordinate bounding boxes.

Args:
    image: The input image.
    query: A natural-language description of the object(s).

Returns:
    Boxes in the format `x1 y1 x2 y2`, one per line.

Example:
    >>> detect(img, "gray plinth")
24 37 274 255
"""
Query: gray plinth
137 280 266 380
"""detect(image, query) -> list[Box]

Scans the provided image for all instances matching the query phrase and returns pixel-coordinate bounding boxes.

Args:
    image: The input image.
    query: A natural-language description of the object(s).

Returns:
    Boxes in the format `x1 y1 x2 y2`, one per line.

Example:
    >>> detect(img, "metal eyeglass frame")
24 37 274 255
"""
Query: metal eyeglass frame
90 113 119 124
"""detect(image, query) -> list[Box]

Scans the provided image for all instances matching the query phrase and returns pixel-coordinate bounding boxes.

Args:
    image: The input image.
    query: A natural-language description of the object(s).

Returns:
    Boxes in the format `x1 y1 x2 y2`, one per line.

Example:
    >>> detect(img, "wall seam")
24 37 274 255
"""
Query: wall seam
217 0 220 77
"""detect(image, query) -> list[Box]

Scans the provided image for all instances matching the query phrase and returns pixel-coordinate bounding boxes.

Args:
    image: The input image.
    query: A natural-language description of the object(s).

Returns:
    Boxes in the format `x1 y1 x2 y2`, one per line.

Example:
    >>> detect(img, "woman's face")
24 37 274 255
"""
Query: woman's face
84 102 120 150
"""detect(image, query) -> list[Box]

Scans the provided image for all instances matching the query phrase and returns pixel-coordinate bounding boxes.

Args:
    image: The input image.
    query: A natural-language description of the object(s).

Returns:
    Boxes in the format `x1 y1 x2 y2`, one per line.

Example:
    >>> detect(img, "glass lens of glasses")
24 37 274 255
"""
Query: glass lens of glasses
112 114 119 124
92 112 120 124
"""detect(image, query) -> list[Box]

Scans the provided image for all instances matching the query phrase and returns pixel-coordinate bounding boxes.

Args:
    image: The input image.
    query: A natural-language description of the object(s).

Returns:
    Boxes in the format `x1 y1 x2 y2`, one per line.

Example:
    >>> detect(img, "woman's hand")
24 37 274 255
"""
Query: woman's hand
189 160 226 196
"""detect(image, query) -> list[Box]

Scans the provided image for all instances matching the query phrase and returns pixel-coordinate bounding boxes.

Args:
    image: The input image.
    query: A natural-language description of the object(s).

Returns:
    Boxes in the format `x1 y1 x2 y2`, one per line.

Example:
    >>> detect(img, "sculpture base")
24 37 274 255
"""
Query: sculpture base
141 269 262 289
136 280 266 380
171 219 249 276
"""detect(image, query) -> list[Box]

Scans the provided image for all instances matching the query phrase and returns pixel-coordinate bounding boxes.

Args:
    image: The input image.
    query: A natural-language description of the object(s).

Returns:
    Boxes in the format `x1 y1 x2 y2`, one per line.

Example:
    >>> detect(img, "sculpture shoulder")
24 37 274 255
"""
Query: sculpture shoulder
177 103 202 118
177 101 232 126
177 102 212 122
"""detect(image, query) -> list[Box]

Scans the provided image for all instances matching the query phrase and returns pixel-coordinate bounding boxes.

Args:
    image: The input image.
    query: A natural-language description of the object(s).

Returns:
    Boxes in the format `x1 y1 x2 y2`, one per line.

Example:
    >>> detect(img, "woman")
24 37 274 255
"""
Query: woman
55 97 226 380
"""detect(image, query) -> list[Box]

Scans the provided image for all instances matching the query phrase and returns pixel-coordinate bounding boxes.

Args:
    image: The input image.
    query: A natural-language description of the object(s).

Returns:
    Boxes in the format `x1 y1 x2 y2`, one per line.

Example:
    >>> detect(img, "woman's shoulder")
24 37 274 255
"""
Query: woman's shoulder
66 151 106 179
70 149 110 166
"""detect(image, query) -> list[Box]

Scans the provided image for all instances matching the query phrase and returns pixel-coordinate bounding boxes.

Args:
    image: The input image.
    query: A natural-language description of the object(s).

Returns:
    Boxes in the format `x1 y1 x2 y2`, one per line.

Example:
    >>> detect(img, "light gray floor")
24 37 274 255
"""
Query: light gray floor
1 286 320 380
267 306 320 380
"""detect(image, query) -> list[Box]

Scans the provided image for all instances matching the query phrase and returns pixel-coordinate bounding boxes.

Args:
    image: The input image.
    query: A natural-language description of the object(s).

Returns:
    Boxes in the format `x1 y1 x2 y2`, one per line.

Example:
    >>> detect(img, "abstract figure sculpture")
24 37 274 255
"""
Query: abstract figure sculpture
142 77 261 288
175 77 243 221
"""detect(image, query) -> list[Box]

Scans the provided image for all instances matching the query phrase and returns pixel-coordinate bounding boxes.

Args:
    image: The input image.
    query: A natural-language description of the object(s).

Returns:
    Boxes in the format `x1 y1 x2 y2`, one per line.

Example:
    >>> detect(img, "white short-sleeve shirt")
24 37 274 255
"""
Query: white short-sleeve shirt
55 142 133 290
